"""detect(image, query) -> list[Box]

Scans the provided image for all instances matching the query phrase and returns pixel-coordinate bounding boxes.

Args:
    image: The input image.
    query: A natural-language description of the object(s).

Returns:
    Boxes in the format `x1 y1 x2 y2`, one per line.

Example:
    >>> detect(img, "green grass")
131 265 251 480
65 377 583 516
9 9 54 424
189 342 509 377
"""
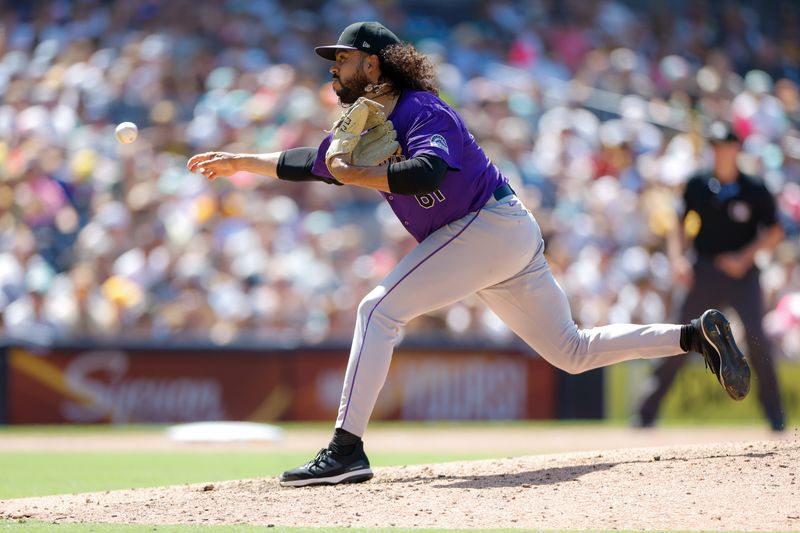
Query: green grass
0 422 532 499
0 420 779 499
0 450 500 499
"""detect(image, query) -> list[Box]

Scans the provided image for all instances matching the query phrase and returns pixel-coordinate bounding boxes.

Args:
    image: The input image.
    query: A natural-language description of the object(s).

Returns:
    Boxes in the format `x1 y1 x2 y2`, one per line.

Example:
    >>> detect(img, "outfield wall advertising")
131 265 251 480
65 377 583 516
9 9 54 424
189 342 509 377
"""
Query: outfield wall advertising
7 348 284 424
606 358 800 425
5 346 558 424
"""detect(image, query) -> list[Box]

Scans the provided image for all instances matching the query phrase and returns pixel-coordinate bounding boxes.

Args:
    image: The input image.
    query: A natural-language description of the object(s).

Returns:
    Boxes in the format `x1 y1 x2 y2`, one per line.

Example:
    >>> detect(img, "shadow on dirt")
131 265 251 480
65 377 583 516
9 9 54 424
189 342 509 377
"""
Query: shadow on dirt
380 450 778 489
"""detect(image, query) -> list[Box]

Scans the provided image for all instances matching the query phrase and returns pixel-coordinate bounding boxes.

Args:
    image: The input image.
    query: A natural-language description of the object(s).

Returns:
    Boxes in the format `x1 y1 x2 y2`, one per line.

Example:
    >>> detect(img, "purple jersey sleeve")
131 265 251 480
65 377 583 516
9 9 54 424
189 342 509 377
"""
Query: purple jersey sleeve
301 90 506 243
404 107 463 170
311 135 335 179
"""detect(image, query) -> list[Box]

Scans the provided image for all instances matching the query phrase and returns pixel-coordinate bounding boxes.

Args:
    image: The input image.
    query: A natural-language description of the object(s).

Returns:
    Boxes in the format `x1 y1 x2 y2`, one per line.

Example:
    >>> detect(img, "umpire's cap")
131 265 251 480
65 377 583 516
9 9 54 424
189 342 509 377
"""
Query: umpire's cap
707 121 741 145
315 22 401 61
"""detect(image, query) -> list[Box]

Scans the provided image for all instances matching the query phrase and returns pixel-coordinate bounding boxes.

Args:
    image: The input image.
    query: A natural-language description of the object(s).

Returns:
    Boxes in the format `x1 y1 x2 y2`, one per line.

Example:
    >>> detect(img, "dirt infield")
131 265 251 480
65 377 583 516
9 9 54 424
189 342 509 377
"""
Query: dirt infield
1 427 798 531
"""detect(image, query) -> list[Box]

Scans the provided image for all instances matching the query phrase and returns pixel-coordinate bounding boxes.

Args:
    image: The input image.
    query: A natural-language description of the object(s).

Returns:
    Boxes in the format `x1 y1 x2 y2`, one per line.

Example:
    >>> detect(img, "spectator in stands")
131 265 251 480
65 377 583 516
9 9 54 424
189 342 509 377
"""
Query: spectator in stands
0 0 798 348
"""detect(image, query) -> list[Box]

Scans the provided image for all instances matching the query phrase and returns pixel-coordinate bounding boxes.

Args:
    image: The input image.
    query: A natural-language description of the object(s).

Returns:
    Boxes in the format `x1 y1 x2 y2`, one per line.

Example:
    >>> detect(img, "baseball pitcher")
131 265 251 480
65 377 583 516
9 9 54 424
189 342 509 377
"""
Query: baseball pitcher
187 21 751 487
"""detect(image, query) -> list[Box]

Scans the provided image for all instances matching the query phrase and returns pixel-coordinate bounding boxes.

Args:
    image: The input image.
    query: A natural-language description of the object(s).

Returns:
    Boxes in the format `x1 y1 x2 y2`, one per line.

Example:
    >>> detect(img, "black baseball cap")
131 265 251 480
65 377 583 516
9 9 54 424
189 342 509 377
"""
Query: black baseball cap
315 22 401 61
707 121 741 145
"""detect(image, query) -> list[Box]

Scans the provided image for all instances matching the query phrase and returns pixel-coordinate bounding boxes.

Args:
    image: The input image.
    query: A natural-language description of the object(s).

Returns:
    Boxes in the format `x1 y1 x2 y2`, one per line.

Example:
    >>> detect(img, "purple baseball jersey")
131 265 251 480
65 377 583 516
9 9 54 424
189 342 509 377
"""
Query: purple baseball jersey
312 90 507 242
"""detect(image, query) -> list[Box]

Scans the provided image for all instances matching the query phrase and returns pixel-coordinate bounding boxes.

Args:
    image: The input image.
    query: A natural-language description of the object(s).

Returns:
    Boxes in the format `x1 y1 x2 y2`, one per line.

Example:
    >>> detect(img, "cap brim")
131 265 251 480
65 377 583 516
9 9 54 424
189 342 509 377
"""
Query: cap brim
314 45 358 60
710 136 741 145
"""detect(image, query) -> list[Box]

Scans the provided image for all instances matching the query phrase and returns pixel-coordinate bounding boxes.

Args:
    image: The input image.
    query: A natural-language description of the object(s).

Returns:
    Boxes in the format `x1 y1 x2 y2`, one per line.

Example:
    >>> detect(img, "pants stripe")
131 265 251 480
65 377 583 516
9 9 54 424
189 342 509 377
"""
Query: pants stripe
340 210 483 426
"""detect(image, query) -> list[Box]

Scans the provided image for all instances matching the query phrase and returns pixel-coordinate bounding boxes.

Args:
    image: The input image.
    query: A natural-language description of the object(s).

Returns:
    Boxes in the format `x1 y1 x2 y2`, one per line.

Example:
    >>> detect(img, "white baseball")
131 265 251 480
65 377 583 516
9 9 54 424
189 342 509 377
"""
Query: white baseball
115 122 138 144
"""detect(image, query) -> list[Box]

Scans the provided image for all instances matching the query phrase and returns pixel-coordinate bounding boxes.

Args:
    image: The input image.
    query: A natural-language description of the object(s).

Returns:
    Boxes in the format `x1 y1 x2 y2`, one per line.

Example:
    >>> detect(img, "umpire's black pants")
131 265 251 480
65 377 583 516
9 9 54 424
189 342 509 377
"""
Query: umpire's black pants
637 257 785 430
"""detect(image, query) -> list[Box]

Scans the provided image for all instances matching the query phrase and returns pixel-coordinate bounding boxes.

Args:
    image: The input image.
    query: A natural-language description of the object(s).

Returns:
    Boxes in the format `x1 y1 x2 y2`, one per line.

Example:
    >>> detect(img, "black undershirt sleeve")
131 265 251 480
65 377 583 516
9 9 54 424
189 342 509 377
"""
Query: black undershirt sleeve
277 147 343 185
387 153 448 195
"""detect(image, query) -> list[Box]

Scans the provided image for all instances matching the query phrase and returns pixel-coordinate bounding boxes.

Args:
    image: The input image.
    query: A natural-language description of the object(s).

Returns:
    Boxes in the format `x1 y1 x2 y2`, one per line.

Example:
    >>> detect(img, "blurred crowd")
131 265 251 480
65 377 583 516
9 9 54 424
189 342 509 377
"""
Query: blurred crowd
1 0 800 356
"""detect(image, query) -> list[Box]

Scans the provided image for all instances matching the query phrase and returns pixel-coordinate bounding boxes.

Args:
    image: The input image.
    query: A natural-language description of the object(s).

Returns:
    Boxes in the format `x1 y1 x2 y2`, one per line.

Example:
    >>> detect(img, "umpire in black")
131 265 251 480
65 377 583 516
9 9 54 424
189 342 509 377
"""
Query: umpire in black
637 122 786 431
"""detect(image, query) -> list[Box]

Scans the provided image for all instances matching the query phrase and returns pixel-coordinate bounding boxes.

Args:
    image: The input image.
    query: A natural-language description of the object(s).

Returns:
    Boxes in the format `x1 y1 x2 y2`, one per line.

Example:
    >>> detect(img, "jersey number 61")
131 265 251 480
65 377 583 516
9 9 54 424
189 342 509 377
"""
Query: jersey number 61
415 189 446 209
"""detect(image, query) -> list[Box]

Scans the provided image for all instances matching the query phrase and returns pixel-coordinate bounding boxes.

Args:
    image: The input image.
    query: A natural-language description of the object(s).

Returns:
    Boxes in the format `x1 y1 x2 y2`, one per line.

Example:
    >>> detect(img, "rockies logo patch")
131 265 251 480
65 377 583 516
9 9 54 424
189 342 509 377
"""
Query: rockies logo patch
430 134 449 154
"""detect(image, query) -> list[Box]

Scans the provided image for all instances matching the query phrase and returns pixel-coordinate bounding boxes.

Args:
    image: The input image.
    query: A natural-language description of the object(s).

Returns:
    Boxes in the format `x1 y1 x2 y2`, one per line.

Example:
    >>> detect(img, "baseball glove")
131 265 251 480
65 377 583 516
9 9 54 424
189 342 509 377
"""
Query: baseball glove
351 120 400 166
325 97 393 171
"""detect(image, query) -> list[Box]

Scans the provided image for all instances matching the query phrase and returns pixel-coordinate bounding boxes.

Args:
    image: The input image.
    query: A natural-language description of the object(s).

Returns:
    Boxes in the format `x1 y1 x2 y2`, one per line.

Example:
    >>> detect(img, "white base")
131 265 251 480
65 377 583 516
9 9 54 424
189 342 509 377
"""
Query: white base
166 421 283 443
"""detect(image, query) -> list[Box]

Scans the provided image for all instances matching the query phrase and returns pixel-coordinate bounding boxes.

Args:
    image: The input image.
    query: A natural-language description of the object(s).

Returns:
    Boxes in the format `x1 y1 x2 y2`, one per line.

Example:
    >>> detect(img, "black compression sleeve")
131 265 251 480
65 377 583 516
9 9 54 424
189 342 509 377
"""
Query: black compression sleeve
277 147 342 185
387 154 448 195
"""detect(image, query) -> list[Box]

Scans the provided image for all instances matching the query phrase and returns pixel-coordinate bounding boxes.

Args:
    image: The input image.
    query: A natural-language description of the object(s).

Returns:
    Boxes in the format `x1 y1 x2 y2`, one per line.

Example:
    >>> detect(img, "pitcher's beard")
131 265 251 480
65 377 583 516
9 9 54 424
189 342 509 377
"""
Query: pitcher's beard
334 70 371 104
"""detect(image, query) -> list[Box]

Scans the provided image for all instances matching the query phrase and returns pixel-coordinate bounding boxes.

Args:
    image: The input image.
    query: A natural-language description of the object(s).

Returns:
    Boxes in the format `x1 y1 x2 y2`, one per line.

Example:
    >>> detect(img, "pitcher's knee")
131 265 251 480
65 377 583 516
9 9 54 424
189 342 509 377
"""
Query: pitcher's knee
540 334 589 374
357 289 403 336
558 356 591 375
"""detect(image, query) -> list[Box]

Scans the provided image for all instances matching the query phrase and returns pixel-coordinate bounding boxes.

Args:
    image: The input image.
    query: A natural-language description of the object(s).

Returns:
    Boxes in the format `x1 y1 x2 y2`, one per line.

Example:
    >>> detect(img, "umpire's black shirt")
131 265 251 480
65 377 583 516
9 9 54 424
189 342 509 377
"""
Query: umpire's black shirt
683 171 778 257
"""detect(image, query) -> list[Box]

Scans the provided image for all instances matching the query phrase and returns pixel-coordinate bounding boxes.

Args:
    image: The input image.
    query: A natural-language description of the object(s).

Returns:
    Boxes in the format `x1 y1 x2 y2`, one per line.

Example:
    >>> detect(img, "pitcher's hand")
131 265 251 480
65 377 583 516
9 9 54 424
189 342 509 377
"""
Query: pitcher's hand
187 152 240 181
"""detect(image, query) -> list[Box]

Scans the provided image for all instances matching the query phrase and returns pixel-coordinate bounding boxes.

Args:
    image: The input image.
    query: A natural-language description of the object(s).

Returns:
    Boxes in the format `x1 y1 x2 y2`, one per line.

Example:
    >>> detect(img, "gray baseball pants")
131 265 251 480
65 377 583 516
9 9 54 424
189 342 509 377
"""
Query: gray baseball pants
336 194 683 436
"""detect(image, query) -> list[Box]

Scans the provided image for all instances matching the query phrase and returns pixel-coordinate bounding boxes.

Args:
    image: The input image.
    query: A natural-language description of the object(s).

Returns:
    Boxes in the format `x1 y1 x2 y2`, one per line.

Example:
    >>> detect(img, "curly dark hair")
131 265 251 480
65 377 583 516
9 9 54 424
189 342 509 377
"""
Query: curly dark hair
379 44 439 96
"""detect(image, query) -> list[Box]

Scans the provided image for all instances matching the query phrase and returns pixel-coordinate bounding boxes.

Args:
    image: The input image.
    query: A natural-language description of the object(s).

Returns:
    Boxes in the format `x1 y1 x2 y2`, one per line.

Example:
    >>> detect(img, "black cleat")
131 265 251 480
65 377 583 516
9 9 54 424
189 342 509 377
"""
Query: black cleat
697 309 751 401
279 441 373 487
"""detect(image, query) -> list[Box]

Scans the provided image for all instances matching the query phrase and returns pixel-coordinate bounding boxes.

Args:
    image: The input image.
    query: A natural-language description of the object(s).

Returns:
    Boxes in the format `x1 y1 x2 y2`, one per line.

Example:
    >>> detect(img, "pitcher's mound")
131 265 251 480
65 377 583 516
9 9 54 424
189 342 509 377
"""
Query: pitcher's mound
2 439 798 531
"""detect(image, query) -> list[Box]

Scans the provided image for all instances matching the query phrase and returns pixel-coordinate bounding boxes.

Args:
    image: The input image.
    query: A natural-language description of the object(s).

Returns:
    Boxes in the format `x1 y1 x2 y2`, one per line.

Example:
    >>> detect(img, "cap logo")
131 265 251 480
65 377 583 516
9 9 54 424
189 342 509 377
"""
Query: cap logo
362 41 371 48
